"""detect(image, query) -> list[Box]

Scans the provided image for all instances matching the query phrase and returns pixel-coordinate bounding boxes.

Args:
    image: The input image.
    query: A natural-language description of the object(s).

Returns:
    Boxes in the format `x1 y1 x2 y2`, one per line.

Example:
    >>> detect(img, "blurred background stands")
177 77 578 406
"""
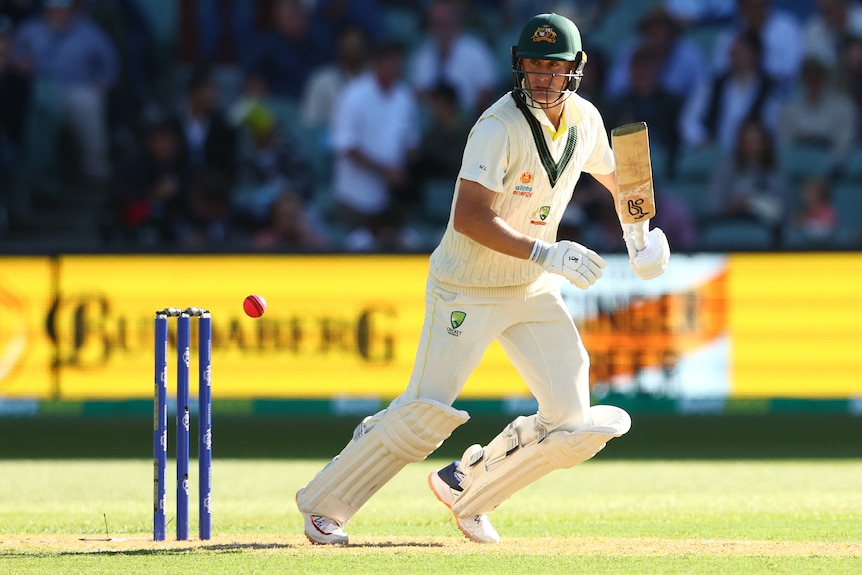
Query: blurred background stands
0 0 861 253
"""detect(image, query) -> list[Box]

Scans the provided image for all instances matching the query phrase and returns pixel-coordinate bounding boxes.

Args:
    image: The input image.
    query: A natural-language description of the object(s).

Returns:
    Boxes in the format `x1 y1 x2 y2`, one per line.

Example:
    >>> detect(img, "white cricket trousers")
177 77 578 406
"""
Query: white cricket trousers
391 275 592 432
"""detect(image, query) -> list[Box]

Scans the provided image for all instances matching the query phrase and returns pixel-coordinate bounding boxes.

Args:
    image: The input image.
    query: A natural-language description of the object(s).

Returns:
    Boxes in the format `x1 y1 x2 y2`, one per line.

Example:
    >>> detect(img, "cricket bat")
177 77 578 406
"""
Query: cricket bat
611 122 655 251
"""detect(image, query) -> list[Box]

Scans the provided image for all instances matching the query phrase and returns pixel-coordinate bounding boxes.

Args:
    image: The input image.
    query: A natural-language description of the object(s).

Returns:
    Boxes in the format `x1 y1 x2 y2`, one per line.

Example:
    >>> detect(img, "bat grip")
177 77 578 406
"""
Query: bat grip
633 227 646 251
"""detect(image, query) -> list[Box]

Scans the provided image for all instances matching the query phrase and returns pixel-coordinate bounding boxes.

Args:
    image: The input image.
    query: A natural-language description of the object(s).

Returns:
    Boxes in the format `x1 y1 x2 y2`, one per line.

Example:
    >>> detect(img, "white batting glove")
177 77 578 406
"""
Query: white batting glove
624 222 670 280
530 239 606 289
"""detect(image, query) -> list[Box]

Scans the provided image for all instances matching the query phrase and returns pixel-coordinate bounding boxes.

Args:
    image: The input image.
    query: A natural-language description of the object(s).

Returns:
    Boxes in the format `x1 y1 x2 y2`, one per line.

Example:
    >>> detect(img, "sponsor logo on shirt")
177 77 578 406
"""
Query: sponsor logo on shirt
530 205 551 226
513 171 534 197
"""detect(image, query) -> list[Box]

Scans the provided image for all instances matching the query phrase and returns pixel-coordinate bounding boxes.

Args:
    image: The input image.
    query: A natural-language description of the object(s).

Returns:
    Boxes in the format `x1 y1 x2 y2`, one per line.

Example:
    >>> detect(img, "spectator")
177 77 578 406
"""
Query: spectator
89 0 158 147
567 175 622 253
802 0 862 68
572 45 607 110
410 82 472 194
777 56 857 178
605 46 683 179
12 0 118 185
343 206 424 253
703 119 790 245
331 40 420 239
0 0 38 27
253 191 331 252
652 189 699 250
299 24 369 136
605 7 707 102
790 176 838 243
711 0 804 91
309 0 388 53
831 34 862 140
194 0 258 64
680 30 782 151
176 168 236 250
502 0 614 33
0 14 30 228
242 0 332 101
104 117 187 246
662 0 737 26
233 99 315 227
167 64 239 187
409 0 498 118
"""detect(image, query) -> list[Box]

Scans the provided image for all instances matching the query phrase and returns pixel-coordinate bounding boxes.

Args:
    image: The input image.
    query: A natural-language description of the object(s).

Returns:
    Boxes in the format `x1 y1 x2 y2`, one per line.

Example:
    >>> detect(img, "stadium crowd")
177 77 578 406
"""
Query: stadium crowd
0 0 860 252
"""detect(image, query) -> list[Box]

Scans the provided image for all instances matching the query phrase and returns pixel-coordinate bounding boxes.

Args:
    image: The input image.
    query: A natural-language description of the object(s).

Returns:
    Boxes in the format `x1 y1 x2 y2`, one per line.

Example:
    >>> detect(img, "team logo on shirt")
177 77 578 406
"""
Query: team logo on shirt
513 171 534 197
532 25 557 44
448 311 467 336
530 206 551 226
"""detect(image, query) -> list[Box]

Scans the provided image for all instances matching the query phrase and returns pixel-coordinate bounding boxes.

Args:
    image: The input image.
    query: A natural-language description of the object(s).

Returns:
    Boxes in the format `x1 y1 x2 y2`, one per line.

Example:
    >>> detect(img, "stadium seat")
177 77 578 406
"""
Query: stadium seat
666 179 708 217
700 220 774 251
777 144 833 181
830 172 862 245
842 147 862 182
676 146 723 183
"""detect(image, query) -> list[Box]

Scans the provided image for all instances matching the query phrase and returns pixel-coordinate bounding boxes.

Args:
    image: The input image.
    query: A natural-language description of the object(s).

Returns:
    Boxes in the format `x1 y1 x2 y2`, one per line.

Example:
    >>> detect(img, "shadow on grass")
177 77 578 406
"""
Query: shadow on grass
12 542 298 557
5 540 446 558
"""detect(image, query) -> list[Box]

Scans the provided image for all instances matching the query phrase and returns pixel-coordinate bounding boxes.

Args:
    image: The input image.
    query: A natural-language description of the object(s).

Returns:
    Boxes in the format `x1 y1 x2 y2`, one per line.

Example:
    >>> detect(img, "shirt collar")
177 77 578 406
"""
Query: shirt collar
524 92 582 139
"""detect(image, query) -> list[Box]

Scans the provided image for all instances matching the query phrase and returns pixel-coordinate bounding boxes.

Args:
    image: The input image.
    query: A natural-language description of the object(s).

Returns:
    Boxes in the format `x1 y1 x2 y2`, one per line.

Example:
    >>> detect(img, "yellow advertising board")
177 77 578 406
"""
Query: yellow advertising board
54 255 522 399
727 253 862 398
1 253 860 401
0 258 54 398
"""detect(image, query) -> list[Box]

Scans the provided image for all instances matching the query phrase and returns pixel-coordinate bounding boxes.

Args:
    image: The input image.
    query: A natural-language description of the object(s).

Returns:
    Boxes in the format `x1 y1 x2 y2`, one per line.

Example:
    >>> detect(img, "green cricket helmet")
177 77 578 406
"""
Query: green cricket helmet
511 13 587 103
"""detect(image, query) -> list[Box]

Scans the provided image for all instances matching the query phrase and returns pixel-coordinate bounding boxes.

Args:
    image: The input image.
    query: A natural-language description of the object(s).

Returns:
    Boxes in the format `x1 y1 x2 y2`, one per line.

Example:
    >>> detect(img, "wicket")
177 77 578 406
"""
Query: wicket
153 307 213 541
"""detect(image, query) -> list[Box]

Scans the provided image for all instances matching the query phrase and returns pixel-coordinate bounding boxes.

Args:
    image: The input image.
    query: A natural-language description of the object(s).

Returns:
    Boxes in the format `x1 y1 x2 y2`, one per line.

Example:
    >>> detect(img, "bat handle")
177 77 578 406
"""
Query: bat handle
632 225 646 251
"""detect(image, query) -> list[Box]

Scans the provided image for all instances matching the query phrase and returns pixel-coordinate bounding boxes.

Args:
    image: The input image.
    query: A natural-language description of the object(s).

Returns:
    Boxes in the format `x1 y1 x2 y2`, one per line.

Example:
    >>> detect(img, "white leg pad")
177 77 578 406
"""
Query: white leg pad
296 399 469 525
451 405 631 517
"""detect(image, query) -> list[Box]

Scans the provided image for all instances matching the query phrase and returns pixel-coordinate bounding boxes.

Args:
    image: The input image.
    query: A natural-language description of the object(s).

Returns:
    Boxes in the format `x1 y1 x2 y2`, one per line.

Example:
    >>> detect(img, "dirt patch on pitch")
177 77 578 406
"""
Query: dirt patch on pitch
2 534 859 558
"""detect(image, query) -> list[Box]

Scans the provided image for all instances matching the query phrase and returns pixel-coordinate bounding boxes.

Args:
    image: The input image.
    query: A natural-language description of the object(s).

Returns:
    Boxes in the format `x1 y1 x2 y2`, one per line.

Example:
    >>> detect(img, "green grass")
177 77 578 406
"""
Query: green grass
1 459 861 574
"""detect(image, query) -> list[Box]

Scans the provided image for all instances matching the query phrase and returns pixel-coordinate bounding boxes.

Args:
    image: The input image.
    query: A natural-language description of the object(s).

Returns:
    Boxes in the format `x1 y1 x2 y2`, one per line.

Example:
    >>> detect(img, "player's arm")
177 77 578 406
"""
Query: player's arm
453 179 605 290
452 179 534 259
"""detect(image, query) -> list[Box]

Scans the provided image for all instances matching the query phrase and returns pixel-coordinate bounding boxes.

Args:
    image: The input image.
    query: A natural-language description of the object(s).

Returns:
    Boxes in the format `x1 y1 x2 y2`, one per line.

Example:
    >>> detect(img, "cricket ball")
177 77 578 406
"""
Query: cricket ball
243 294 267 318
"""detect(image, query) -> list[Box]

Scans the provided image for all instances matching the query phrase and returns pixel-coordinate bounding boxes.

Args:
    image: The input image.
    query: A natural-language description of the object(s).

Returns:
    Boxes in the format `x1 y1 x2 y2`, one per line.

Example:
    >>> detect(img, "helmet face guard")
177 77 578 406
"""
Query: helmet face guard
511 47 586 107
511 13 587 107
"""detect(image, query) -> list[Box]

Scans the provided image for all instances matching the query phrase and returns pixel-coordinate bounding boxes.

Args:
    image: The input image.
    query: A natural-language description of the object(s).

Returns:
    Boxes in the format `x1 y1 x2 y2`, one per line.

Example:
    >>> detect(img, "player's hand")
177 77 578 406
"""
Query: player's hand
531 240 606 289
624 224 670 280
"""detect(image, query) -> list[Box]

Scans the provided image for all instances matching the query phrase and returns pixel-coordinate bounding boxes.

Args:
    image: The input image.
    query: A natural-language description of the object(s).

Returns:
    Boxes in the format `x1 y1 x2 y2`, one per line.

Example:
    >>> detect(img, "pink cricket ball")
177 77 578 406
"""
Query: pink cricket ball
243 294 267 318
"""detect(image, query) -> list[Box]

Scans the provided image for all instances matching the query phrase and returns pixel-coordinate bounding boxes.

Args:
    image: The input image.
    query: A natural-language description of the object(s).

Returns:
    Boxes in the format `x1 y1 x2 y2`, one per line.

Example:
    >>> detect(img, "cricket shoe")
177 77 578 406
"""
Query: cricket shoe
428 461 500 544
296 490 349 545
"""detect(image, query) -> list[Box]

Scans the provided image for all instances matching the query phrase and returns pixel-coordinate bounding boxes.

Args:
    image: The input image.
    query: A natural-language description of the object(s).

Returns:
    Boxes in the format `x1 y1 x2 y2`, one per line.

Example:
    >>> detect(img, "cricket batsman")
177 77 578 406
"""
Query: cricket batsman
296 12 671 544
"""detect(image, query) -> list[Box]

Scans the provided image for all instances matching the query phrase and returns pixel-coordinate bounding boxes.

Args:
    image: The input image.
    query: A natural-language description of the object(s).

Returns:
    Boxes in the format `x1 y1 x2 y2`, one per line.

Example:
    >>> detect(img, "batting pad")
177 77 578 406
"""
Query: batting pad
296 399 469 525
452 405 631 517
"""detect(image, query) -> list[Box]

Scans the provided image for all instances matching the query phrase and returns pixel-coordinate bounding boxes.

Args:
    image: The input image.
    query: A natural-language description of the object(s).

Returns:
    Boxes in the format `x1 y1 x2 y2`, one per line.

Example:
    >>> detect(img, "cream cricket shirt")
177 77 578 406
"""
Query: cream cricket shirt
429 91 616 296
